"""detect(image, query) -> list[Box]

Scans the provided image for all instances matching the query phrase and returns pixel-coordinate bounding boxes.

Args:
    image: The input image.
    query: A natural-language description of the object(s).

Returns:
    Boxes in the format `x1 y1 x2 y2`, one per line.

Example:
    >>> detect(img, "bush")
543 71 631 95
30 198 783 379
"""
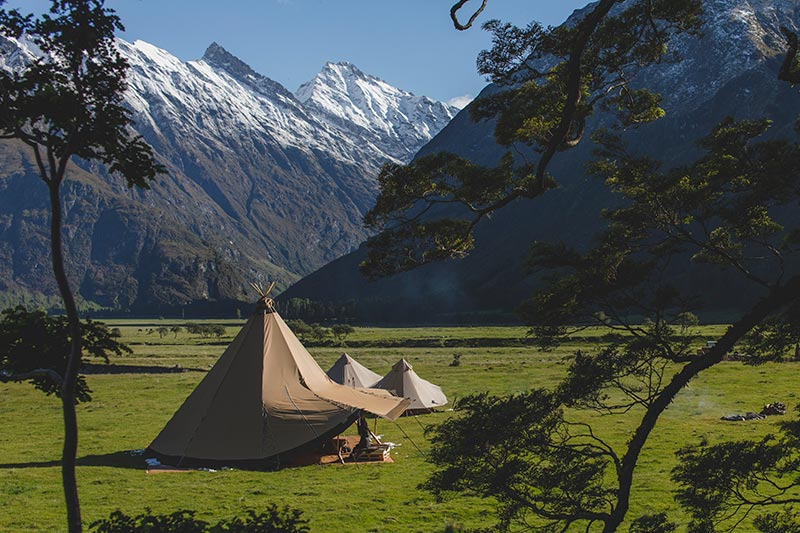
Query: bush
92 505 310 533
185 323 202 335
331 323 354 344
0 305 131 402
309 324 331 343
184 323 226 339
92 510 205 533
630 514 676 533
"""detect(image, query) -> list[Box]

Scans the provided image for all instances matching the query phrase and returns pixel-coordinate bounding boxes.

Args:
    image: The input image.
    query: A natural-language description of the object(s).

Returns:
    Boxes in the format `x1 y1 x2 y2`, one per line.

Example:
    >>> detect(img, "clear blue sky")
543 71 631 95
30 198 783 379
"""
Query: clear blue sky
10 0 590 105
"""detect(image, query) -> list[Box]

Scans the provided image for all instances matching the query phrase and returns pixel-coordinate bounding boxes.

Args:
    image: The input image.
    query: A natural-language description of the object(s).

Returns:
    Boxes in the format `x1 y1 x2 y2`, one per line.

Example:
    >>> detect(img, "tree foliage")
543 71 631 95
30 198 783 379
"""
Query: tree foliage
426 113 800 531
673 414 800 532
525 118 800 352
331 323 354 344
91 505 310 533
0 0 163 187
425 391 620 532
361 0 702 278
0 305 130 402
0 1 164 530
184 323 226 339
408 3 800 530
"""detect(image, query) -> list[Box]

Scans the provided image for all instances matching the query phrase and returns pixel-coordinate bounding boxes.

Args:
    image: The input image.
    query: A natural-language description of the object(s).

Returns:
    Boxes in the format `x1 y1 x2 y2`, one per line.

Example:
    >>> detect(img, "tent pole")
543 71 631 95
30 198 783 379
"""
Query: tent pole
336 434 345 464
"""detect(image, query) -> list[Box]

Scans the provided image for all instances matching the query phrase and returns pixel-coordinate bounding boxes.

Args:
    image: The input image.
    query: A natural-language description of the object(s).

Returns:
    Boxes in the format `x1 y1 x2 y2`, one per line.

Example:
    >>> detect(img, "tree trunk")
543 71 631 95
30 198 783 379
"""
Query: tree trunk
602 275 800 532
48 180 83 533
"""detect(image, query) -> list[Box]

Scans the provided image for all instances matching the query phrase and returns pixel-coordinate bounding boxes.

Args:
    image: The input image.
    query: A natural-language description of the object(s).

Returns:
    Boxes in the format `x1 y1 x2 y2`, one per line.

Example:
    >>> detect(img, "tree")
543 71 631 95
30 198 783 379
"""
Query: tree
331 323 354 345
0 305 131 403
185 322 203 335
210 324 226 339
285 318 312 341
673 413 800 532
358 1 800 531
361 0 702 278
309 323 331 344
91 504 310 533
425 115 800 530
0 2 163 530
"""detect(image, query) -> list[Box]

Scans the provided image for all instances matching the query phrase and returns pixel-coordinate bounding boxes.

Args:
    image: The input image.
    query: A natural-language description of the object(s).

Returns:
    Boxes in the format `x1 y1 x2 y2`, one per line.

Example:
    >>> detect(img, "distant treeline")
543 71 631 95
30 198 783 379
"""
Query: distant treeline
274 297 521 325
275 298 358 322
137 323 227 339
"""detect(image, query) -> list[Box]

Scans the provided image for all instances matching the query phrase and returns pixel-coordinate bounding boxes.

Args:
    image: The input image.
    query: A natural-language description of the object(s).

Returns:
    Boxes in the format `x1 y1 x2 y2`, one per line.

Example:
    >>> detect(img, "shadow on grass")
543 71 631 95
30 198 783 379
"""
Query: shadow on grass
0 451 146 470
81 363 206 374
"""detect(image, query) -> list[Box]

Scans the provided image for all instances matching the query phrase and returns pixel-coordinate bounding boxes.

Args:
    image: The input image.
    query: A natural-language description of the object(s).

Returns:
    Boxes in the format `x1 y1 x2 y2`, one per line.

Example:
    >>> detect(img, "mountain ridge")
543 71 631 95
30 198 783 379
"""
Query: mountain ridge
297 61 459 164
280 0 800 323
0 37 457 314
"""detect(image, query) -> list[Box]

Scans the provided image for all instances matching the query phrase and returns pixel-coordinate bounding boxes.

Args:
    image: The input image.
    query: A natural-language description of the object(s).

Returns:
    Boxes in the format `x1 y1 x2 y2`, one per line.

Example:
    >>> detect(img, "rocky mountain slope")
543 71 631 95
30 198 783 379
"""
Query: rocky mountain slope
297 61 458 163
0 38 456 314
280 0 800 323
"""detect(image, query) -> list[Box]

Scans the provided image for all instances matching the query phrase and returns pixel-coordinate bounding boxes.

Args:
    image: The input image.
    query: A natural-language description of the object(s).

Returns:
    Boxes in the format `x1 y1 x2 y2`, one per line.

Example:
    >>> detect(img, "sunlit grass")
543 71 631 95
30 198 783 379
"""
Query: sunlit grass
0 323 796 532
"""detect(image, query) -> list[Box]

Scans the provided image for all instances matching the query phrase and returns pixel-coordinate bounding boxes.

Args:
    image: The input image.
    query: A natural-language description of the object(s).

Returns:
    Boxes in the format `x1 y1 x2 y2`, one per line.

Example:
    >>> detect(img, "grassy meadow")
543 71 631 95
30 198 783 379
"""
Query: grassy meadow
0 321 796 532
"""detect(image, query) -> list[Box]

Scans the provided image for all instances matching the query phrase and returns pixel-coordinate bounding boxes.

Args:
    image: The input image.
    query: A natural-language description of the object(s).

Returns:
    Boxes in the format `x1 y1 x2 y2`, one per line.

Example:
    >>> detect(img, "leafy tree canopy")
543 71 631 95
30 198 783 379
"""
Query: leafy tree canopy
0 2 164 530
361 0 702 278
360 4 800 530
425 112 800 532
0 0 163 187
0 305 130 402
673 414 800 532
92 505 310 533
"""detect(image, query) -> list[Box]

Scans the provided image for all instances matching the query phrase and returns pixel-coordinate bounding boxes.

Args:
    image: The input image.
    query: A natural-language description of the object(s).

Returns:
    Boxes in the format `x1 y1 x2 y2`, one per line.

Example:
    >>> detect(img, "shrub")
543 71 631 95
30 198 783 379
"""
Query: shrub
92 505 310 533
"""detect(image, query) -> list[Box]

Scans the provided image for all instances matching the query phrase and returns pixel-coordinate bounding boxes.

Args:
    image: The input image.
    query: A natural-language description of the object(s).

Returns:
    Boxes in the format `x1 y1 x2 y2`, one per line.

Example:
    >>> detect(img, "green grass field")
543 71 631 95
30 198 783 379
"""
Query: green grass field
0 323 796 532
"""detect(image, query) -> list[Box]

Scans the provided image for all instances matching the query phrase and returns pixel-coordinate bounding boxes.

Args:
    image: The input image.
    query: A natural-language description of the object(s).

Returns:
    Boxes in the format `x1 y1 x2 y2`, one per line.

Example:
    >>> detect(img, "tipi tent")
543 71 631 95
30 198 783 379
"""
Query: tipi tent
374 358 447 413
327 353 382 388
148 292 409 468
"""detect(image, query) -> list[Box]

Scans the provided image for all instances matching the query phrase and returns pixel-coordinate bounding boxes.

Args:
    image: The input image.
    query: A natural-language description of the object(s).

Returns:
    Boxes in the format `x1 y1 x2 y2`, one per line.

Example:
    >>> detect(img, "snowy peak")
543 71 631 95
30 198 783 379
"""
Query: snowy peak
297 61 459 163
557 0 800 114
694 0 799 56
640 0 800 111
0 35 461 305
201 41 297 102
202 41 254 77
318 61 369 82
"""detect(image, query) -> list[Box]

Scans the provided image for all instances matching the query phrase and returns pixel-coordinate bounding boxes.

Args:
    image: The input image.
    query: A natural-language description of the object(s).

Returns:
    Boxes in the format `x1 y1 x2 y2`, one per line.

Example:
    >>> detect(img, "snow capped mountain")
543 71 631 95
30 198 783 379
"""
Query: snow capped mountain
635 0 800 112
283 0 800 323
119 40 379 172
0 37 459 312
550 0 800 115
297 61 459 163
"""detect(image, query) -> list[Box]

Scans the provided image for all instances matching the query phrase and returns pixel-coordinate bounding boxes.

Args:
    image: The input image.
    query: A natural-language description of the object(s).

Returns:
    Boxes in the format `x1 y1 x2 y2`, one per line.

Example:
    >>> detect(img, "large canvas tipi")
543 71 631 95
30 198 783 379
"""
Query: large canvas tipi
148 291 409 468
327 353 382 388
374 358 447 414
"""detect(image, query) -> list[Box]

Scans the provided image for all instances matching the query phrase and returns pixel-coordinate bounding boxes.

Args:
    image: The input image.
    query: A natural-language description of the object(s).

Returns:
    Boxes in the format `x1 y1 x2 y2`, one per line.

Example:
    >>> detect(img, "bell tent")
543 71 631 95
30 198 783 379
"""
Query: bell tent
374 358 447 414
326 353 382 388
148 287 409 468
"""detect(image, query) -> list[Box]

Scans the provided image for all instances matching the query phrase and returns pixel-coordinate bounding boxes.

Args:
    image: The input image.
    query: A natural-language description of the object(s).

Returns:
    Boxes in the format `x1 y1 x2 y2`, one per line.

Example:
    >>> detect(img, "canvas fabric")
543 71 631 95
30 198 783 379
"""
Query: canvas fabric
375 358 448 411
149 310 408 462
327 353 382 388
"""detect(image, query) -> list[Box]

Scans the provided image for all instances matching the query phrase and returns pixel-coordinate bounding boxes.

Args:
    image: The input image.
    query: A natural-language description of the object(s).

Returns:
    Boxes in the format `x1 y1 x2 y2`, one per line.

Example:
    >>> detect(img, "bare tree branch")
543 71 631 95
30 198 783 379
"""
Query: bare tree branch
450 0 488 31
